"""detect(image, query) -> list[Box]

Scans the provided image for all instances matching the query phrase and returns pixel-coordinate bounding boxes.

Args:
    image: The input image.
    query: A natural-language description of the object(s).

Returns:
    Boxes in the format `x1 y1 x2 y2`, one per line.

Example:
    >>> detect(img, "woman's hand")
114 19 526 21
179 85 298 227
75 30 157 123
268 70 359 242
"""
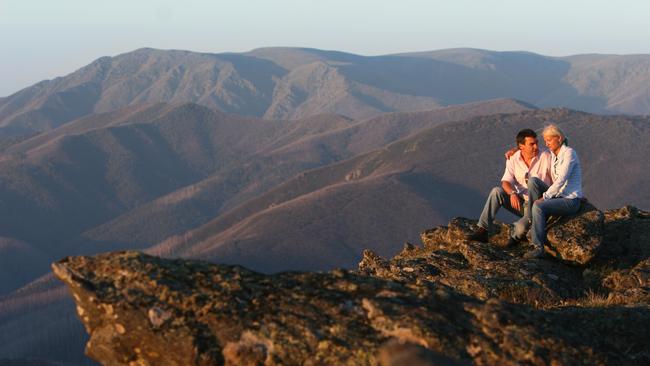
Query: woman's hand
504 147 518 159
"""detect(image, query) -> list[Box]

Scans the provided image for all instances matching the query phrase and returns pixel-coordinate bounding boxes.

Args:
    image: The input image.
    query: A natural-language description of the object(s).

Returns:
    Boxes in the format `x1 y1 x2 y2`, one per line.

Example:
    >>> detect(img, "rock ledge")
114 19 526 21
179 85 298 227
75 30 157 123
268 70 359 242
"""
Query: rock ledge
53 206 650 365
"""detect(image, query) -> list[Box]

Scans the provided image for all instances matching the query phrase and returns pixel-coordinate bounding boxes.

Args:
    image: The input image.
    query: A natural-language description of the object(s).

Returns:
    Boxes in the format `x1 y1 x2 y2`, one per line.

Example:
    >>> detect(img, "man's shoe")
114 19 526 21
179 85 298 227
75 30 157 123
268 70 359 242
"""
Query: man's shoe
523 246 544 259
465 227 488 243
505 237 520 248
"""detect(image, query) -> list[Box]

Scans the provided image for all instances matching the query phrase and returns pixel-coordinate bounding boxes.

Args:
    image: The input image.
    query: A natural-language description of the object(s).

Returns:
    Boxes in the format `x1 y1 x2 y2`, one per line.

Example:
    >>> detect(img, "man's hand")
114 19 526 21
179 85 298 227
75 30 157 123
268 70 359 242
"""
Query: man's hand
510 193 521 211
504 147 518 159
534 197 544 206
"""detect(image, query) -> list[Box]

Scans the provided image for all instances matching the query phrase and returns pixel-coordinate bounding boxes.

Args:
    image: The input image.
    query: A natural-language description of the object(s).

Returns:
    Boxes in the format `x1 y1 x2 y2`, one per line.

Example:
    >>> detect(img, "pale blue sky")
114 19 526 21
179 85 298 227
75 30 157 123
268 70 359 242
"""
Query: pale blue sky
1 0 649 96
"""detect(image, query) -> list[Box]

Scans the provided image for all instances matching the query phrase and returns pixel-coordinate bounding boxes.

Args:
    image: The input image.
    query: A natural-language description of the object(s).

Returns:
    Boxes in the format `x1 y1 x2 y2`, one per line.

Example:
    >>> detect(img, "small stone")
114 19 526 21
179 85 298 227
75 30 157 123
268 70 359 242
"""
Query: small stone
379 339 460 366
466 343 482 357
317 340 331 350
148 307 173 328
435 288 450 300
346 282 359 291
376 289 400 298
402 267 415 273
115 324 126 334
332 269 346 278
102 304 114 315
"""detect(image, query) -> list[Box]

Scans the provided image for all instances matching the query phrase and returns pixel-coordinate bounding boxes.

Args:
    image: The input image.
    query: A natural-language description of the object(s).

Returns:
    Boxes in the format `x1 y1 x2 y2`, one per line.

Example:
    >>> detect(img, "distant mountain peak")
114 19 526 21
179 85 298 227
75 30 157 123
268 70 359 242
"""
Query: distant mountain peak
3 47 650 140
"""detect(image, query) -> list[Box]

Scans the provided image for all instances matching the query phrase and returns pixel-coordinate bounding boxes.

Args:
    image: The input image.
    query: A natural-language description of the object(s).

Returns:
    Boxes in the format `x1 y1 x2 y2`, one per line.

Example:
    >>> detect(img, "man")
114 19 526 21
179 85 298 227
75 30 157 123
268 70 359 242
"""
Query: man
523 124 583 259
466 128 552 246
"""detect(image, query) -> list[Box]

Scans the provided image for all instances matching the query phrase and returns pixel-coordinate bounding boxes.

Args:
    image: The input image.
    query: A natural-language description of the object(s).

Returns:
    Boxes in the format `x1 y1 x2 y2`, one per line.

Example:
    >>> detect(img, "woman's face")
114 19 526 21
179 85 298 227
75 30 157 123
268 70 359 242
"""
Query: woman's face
544 134 562 153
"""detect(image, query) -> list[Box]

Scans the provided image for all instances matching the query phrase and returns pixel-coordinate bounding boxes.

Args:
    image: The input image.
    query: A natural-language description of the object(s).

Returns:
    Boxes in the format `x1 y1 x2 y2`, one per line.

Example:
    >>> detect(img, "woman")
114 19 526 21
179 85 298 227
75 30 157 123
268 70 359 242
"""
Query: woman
524 124 583 259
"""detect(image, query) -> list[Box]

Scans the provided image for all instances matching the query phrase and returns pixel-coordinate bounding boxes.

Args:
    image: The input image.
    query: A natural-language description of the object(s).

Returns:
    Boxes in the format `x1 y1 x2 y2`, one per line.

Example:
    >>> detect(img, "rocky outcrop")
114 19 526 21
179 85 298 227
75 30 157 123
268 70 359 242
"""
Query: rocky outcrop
362 218 587 307
431 200 606 266
53 207 650 365
545 200 604 265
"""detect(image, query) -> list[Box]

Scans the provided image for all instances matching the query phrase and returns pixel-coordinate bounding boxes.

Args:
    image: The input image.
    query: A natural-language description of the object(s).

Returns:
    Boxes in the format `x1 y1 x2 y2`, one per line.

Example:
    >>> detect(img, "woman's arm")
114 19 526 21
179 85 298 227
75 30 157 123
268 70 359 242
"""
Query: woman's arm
543 148 578 199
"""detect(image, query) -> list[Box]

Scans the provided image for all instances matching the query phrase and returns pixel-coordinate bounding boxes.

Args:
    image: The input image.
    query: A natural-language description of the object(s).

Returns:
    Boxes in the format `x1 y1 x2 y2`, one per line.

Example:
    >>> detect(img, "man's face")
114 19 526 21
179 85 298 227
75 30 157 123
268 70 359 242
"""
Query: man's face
519 136 539 156
544 134 562 152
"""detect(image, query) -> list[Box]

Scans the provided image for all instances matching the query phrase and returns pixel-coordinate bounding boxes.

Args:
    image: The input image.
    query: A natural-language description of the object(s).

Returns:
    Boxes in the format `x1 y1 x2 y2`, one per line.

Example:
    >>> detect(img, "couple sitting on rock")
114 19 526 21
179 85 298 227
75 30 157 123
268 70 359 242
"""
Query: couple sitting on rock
466 124 583 259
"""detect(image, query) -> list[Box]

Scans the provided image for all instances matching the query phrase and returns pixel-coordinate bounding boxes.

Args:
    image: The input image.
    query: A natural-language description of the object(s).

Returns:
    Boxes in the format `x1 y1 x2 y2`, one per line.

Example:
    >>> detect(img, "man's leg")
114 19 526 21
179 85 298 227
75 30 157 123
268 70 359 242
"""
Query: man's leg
512 204 530 241
470 186 522 243
477 186 518 229
527 198 582 257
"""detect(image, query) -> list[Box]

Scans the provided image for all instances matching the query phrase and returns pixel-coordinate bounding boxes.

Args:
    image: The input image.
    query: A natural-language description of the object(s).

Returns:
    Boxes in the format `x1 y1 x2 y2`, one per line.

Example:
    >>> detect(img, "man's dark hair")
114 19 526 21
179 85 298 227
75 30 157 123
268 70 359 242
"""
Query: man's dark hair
516 129 537 146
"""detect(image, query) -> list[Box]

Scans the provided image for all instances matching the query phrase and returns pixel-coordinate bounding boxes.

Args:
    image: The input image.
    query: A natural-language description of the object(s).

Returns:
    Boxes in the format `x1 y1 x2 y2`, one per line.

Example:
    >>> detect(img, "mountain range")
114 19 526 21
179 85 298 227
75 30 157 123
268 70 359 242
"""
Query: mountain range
0 47 649 365
2 47 650 140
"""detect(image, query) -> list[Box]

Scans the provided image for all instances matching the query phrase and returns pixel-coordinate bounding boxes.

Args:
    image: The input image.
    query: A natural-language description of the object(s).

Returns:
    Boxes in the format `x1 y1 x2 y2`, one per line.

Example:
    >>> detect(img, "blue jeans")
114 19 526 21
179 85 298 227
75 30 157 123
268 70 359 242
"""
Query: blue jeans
528 177 581 246
478 186 529 240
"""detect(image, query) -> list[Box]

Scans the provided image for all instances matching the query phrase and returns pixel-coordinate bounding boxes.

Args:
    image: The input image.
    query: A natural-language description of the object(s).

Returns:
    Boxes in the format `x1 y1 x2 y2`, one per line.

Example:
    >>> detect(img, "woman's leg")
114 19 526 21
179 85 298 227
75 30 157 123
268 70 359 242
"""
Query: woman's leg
531 198 581 247
526 177 549 223
525 197 581 259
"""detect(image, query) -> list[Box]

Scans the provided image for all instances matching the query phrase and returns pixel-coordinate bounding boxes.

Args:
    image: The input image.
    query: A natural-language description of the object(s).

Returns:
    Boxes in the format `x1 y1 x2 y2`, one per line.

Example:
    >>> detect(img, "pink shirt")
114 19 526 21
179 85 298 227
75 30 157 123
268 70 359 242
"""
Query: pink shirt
501 150 553 200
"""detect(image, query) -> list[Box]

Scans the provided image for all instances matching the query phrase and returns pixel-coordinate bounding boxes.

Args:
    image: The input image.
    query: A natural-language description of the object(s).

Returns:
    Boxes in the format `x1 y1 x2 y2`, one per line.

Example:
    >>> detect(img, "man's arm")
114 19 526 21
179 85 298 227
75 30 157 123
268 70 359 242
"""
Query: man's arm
501 180 518 195
500 158 522 211
502 180 522 211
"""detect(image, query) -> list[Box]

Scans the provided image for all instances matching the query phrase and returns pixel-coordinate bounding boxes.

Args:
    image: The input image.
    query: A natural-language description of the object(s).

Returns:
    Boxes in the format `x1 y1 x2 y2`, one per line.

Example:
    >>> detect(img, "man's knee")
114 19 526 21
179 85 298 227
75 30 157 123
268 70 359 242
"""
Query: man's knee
532 201 544 215
489 186 505 197
528 176 544 190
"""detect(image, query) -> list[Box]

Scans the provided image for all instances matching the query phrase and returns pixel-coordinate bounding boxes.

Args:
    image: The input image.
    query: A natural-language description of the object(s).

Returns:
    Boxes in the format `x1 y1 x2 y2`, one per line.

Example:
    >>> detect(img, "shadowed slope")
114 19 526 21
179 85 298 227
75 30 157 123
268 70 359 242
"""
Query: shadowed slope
0 275 90 365
0 238 52 295
80 99 533 251
3 103 177 156
0 104 244 251
0 102 357 295
149 108 650 273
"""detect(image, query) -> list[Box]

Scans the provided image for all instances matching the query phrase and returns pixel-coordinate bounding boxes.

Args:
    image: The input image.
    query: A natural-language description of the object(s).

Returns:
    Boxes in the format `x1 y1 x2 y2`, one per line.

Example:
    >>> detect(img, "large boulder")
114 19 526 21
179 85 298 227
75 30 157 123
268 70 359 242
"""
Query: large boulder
545 200 604 265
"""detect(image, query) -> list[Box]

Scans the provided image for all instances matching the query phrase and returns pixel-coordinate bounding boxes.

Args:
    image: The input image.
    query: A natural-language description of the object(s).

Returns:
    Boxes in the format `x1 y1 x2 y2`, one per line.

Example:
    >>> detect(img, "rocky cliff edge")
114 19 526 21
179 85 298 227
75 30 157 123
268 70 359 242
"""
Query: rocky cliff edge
53 206 650 365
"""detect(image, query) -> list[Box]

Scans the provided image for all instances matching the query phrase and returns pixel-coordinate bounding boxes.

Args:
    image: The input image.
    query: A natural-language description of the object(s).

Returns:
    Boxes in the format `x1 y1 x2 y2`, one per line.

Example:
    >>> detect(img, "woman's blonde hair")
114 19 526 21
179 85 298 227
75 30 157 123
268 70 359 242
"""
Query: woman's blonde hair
542 124 568 145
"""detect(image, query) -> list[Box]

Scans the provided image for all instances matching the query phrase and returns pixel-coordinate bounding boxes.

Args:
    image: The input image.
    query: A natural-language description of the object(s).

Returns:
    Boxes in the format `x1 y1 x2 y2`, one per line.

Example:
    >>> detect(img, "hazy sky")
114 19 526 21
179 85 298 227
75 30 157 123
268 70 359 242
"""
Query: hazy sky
2 0 649 96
